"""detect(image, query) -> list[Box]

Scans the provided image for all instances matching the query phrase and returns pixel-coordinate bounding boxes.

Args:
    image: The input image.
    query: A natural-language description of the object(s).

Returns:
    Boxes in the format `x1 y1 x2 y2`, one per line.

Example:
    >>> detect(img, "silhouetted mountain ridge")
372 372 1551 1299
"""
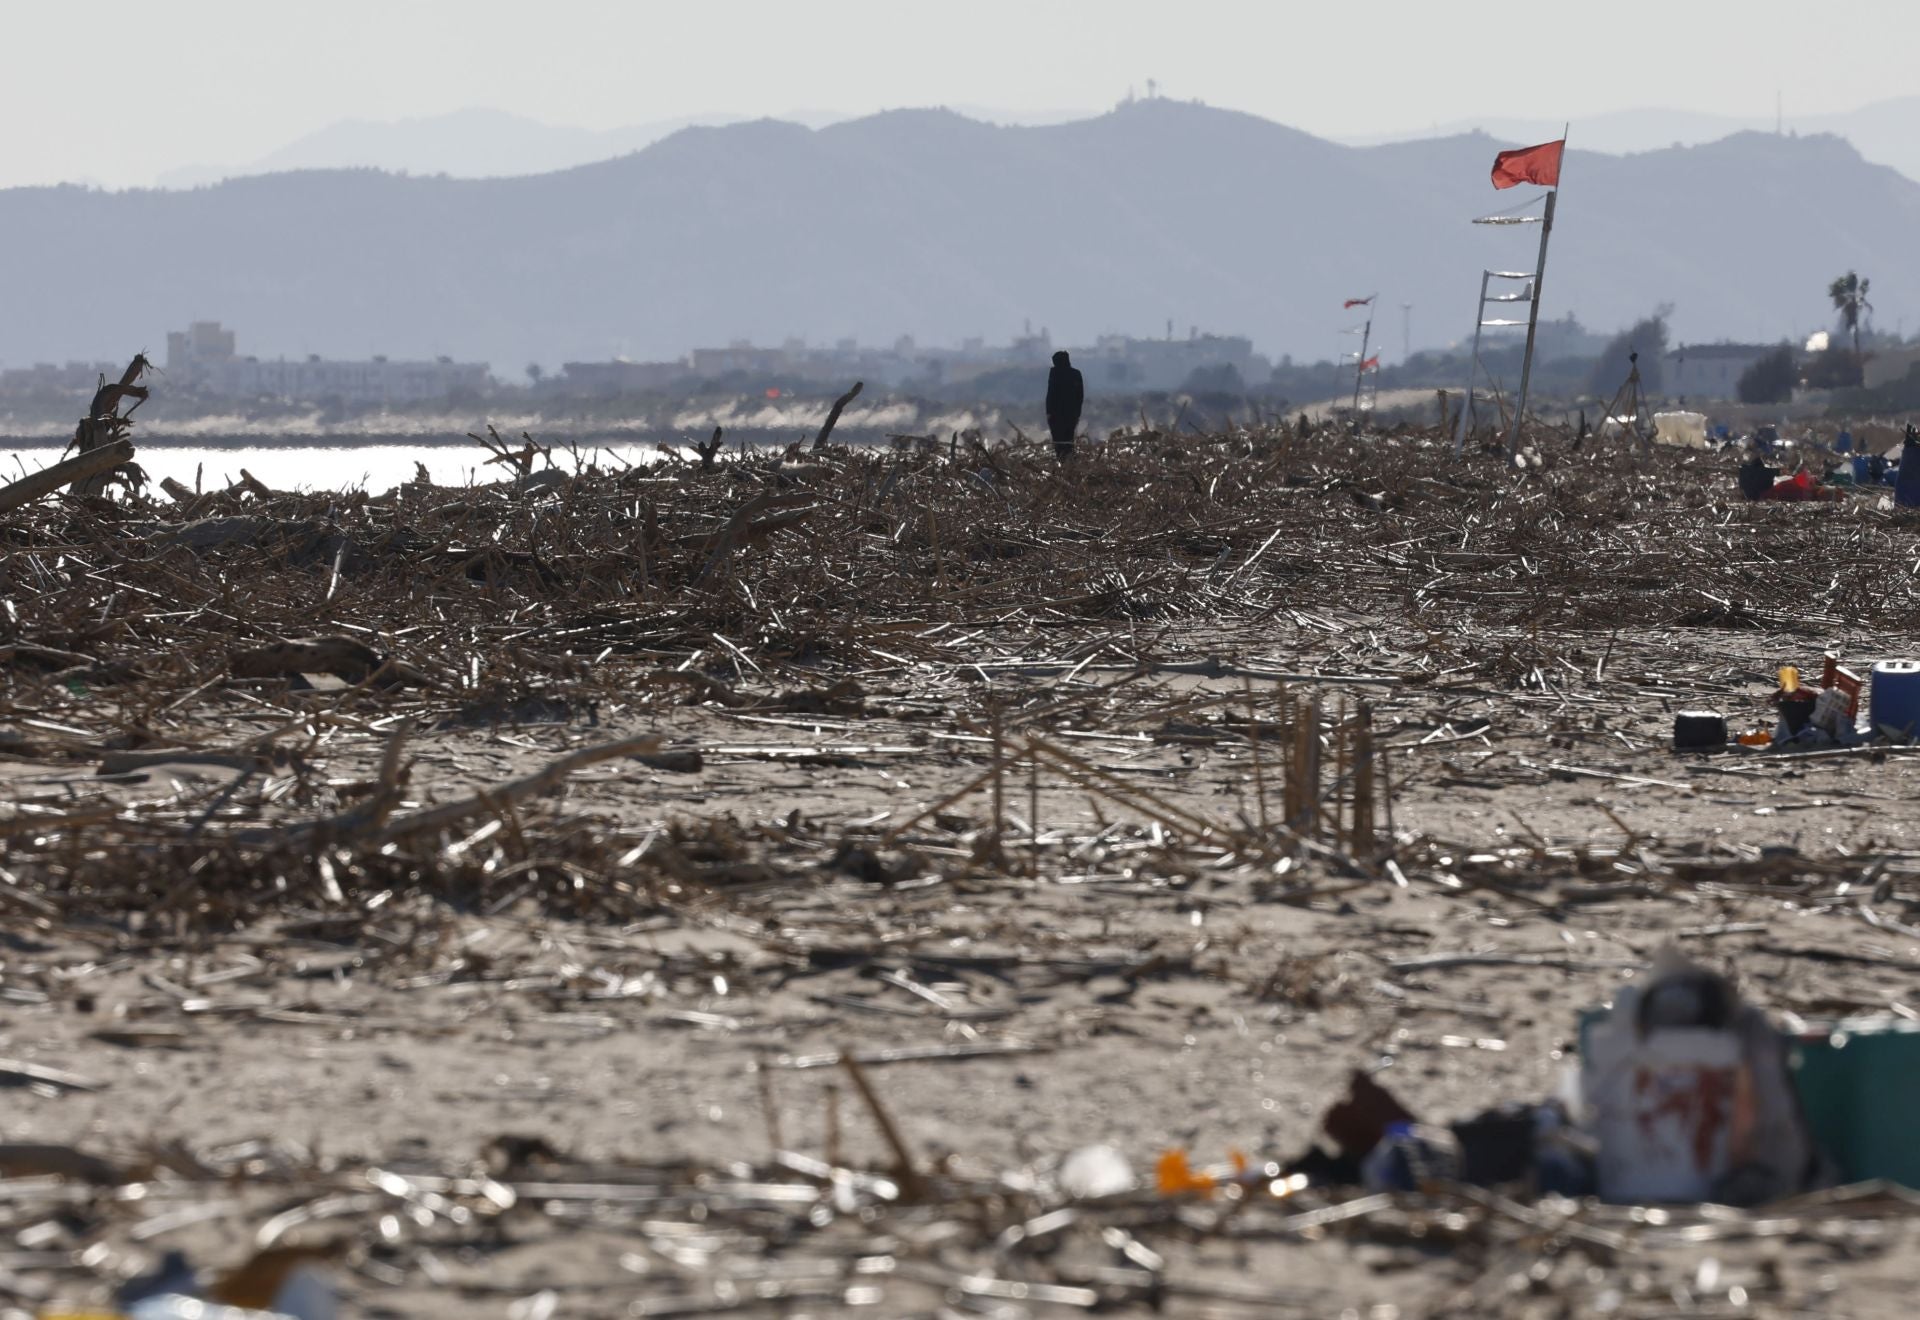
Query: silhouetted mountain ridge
1 103 1912 377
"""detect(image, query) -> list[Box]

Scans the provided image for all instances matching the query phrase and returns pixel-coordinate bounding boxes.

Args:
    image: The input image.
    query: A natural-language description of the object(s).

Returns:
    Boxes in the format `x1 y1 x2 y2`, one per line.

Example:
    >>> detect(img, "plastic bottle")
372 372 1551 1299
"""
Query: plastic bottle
1361 1122 1461 1191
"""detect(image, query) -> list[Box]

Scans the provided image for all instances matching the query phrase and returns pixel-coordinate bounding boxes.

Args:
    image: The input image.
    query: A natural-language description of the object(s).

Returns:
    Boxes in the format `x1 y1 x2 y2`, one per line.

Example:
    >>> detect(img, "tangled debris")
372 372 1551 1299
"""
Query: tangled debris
6 421 1920 1315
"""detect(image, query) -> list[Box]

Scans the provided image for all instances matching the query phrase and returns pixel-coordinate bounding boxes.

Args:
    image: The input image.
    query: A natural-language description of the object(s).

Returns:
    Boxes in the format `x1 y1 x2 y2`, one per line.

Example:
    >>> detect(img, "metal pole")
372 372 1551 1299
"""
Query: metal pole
1455 270 1491 455
1505 188 1556 452
1351 309 1373 414
1506 126 1568 453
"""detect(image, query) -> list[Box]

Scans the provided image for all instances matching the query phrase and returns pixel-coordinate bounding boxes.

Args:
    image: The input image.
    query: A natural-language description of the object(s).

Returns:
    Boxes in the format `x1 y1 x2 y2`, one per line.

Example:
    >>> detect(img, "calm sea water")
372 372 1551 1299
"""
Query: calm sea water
5 440 712 495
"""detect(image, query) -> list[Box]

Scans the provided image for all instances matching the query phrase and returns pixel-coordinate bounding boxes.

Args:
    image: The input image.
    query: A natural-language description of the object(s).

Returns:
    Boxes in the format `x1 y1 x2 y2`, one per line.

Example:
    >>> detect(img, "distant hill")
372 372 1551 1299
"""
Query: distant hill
3 101 1915 380
1352 95 1920 185
154 109 749 189
153 105 1097 188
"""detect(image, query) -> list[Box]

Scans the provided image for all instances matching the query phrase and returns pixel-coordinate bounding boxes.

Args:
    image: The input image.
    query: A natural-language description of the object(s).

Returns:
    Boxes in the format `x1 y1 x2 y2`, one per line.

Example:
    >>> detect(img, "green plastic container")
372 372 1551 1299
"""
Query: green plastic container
1790 1017 1920 1187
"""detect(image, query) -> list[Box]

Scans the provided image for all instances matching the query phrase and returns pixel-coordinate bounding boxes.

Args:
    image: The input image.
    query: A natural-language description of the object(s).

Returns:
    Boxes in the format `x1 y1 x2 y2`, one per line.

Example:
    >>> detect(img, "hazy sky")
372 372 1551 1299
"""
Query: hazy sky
9 0 1919 190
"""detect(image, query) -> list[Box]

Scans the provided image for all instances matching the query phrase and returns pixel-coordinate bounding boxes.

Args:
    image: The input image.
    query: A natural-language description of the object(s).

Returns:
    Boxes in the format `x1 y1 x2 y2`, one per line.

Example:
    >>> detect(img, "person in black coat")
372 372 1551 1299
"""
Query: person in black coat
1045 350 1084 460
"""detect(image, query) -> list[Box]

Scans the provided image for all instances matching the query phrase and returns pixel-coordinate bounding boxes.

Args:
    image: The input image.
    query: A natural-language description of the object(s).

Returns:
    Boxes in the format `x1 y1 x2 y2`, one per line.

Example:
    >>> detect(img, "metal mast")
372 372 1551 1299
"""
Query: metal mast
1506 187 1557 450
1350 308 1374 414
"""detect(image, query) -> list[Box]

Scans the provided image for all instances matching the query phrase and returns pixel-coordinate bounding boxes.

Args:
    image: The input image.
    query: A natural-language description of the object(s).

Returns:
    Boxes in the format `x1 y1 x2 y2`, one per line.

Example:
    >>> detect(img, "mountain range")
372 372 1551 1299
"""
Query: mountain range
150 98 1920 192
1349 96 1920 185
3 100 1915 379
153 105 1099 189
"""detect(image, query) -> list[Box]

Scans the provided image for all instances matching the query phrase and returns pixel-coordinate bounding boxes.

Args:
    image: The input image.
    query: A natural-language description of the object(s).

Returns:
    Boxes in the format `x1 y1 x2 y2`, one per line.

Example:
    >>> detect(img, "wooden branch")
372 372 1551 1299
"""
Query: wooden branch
86 353 151 421
231 636 384 681
839 1055 927 1200
149 515 306 552
0 439 134 514
0 1142 124 1186
811 381 864 451
230 636 432 688
372 735 662 844
690 491 815 585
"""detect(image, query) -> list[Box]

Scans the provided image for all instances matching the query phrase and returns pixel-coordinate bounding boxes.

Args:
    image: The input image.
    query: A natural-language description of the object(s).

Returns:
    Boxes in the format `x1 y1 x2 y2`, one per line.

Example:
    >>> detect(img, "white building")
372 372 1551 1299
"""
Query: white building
165 321 489 404
1078 330 1268 393
1666 343 1777 402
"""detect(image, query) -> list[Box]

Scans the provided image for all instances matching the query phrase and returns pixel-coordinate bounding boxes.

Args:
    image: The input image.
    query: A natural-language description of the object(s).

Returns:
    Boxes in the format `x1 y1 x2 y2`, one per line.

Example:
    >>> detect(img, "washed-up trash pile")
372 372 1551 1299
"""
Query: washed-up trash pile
1735 422 1920 505
38 1247 335 1320
1157 951 1908 1209
1674 651 1920 752
1737 460 1843 504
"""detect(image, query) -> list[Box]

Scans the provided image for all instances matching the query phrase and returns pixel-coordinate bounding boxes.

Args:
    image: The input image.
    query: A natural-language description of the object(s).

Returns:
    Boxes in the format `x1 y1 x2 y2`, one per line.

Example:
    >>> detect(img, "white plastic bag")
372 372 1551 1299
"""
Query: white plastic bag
1581 951 1816 1204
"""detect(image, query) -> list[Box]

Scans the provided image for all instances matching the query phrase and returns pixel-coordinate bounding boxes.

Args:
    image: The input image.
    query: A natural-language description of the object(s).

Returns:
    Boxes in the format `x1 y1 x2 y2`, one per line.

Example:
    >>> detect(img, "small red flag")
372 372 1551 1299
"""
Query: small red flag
1491 138 1563 189
1343 297 1373 309
1361 355 1380 371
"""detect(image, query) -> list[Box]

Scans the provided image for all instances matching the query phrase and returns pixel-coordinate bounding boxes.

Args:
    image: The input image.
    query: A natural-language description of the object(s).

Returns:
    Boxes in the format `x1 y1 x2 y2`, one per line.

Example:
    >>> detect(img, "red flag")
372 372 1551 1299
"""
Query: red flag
1361 355 1380 371
1343 297 1373 309
1491 138 1563 189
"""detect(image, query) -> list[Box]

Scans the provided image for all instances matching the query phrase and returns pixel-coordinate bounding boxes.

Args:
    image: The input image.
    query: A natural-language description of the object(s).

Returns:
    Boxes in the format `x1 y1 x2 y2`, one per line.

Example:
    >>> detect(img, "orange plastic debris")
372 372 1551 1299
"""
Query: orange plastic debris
1155 1148 1216 1197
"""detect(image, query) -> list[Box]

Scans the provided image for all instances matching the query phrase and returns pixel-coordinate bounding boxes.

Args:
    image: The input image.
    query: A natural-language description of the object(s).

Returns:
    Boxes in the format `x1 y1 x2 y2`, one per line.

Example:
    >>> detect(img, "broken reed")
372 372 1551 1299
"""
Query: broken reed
1274 688 1387 860
970 682 1391 866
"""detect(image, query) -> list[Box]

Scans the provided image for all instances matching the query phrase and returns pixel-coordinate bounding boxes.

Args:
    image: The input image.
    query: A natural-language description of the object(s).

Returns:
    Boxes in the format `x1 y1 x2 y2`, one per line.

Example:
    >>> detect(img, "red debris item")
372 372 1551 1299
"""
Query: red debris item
1822 654 1864 719
1761 469 1842 502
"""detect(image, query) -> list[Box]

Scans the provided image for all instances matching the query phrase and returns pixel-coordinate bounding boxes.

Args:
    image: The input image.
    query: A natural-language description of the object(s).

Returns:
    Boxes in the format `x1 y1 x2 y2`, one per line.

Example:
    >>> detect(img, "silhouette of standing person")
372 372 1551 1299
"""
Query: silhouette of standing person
1045 350 1083 461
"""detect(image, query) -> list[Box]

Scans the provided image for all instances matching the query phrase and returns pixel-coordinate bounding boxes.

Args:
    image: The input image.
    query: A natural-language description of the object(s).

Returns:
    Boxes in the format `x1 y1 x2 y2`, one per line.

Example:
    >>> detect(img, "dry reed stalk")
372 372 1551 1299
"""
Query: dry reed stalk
1333 697 1349 846
1246 676 1269 832
1350 702 1376 857
1380 745 1396 843
757 1058 784 1154
989 698 1007 844
839 1055 926 1200
1292 695 1322 836
1027 731 1041 876
1021 733 1236 843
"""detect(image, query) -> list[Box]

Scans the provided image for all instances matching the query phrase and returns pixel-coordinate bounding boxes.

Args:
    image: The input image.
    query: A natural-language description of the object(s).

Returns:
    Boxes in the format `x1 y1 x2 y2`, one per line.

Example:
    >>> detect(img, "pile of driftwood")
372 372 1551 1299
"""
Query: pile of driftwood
10 407 1920 1313
5 412 1920 919
0 355 150 513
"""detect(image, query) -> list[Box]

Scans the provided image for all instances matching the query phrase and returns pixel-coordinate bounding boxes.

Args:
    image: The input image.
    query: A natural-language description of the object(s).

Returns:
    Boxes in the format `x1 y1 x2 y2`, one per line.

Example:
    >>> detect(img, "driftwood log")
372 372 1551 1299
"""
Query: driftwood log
159 476 200 506
230 636 430 687
71 355 151 497
811 381 864 451
146 516 323 552
0 440 136 514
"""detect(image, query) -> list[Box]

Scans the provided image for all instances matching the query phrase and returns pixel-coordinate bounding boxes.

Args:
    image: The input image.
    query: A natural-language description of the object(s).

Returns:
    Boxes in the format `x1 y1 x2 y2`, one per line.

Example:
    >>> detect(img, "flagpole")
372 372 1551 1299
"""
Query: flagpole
1505 126 1567 453
1351 294 1375 415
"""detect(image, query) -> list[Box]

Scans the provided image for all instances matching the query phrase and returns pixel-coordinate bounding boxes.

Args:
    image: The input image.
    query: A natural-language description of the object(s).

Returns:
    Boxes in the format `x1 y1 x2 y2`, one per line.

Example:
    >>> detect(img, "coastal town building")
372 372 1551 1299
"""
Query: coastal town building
163 321 489 404
1666 342 1777 401
545 326 1268 398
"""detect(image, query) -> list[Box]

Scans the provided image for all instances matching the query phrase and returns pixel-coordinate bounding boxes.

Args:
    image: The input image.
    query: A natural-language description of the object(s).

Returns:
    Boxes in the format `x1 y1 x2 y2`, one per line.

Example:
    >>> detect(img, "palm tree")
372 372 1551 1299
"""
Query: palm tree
1829 271 1873 357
